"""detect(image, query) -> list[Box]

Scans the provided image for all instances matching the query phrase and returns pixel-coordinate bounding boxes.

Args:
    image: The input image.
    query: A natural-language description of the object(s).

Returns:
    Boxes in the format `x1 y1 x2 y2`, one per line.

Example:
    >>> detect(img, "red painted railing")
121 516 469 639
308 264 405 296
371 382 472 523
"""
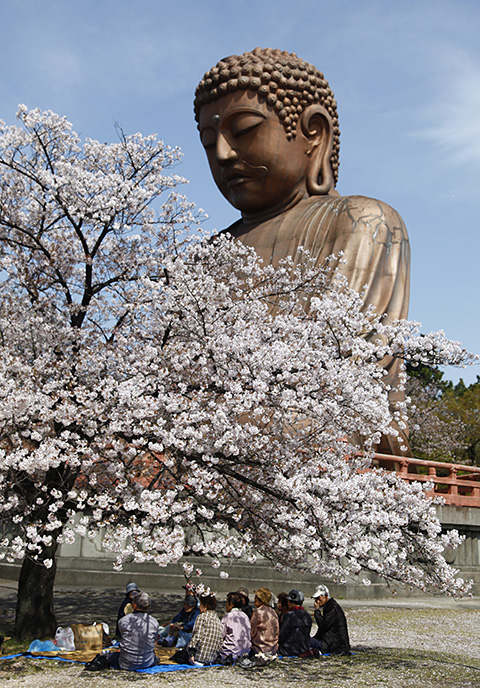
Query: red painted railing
373 454 480 508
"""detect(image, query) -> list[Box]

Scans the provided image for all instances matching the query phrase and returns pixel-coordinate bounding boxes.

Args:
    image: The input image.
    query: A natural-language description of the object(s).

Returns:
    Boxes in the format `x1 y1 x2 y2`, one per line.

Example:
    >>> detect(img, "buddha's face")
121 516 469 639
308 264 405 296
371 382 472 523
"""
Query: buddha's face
199 91 312 218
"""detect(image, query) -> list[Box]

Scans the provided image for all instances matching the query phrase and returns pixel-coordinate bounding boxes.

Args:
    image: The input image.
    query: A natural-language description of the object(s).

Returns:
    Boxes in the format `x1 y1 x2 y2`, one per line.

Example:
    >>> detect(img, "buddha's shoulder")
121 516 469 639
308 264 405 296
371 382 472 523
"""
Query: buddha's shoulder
307 194 408 236
223 194 408 242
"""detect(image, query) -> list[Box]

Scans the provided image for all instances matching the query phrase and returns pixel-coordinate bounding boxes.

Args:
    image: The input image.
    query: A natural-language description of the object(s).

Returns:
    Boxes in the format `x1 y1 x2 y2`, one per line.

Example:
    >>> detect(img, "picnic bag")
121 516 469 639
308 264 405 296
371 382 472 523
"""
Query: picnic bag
70 623 104 652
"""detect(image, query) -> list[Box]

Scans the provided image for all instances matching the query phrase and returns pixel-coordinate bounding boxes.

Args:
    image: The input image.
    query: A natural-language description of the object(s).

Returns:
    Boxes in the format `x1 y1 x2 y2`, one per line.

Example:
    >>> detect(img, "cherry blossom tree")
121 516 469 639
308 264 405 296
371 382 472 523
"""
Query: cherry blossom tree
0 108 474 638
0 106 199 637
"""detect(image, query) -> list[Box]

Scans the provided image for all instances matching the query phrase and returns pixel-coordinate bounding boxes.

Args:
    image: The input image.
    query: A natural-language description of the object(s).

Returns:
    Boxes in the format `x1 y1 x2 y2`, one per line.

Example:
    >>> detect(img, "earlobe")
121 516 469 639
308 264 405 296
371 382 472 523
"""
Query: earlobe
300 105 334 195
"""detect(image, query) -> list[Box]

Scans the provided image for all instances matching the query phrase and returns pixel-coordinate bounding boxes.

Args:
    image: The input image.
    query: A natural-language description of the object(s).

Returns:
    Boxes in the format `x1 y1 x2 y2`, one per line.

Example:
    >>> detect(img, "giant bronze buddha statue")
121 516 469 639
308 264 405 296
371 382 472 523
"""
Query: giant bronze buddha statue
194 48 410 455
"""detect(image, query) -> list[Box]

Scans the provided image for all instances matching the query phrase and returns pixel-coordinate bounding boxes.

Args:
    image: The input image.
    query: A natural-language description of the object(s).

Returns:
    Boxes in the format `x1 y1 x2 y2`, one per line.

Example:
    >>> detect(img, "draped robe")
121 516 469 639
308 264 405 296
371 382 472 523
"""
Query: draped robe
224 194 411 455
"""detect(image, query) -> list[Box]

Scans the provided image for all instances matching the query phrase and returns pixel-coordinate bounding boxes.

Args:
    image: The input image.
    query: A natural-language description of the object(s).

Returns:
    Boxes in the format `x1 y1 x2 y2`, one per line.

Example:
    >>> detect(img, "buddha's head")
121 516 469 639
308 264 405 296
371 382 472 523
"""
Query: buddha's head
194 48 340 219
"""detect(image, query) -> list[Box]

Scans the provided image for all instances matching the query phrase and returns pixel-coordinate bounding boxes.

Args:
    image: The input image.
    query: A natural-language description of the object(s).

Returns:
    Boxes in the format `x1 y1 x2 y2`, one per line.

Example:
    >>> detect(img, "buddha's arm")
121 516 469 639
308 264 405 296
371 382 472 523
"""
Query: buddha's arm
329 195 410 323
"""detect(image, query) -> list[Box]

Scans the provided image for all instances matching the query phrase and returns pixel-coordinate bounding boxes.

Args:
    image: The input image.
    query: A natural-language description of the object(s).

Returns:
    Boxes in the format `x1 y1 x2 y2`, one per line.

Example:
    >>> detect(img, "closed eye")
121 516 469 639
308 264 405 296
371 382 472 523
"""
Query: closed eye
200 128 217 150
231 112 265 138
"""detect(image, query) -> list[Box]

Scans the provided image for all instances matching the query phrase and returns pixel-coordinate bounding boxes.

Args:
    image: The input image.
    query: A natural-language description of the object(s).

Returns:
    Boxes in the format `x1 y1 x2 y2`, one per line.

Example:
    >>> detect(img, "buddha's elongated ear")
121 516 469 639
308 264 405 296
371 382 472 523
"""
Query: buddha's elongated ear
300 105 334 195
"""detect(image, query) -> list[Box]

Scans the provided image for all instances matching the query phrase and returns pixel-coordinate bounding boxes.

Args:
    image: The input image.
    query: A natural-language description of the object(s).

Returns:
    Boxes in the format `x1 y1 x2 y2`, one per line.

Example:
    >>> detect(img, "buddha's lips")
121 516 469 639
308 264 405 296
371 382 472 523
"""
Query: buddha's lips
225 172 249 187
223 163 268 187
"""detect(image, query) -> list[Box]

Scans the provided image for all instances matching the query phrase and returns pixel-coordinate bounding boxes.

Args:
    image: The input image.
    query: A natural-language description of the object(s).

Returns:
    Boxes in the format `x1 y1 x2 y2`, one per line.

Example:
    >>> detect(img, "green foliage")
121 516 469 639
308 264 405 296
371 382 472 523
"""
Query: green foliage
407 363 480 466
406 361 448 389
443 377 480 465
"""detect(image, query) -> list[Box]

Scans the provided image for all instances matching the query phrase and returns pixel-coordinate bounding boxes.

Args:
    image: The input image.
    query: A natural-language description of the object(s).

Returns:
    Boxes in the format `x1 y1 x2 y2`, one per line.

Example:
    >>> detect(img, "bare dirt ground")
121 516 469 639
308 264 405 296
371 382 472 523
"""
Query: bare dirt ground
0 585 479 687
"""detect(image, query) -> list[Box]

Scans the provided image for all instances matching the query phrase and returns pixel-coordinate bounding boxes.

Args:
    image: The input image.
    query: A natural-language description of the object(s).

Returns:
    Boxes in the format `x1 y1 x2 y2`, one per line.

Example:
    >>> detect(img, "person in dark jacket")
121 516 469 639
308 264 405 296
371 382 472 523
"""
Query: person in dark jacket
116 582 140 637
275 592 289 624
310 585 351 655
278 589 312 657
236 587 254 620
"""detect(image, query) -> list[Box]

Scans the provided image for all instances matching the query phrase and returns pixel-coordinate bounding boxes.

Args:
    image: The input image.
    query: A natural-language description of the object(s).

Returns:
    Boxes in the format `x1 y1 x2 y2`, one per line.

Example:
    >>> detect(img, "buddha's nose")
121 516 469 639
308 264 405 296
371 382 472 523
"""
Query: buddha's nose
215 134 238 165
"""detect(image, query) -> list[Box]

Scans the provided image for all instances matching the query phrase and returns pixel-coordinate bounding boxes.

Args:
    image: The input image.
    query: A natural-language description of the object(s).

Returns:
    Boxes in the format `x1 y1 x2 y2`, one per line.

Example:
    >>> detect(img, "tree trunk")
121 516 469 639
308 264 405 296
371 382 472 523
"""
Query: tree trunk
14 543 58 639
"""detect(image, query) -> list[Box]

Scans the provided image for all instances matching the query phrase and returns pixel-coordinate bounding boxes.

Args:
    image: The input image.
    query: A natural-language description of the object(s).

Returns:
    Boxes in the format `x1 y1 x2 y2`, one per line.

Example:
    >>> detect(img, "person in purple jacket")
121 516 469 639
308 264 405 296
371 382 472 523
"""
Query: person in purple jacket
219 591 251 663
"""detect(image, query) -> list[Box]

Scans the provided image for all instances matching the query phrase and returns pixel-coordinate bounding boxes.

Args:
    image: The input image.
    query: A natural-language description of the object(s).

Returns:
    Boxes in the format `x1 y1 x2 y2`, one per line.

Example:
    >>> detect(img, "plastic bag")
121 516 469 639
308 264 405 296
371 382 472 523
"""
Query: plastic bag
55 626 76 651
28 639 58 653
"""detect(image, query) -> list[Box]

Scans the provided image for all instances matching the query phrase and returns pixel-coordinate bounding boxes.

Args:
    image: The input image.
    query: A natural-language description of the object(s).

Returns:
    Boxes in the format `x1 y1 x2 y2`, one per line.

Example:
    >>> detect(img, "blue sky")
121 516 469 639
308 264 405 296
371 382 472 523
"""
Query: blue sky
2 0 479 384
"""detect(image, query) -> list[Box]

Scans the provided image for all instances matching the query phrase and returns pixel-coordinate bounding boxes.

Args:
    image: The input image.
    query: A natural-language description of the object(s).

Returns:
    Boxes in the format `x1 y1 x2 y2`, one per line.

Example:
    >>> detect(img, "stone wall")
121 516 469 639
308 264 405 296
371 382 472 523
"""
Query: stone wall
1 505 478 599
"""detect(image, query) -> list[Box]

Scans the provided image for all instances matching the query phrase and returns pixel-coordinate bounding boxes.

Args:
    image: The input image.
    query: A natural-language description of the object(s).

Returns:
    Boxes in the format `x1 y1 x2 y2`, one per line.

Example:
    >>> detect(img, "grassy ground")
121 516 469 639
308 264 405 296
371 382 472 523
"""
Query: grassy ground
0 593 479 687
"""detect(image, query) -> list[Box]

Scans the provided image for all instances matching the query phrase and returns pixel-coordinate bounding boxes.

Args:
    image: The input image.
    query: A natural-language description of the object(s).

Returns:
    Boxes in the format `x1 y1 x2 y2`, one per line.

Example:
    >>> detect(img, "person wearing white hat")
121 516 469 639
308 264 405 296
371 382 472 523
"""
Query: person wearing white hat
310 585 350 655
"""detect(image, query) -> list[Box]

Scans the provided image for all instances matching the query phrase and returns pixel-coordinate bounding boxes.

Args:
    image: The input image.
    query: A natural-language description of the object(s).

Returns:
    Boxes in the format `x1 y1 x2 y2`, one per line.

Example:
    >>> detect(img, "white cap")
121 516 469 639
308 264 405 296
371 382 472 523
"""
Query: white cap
312 584 329 599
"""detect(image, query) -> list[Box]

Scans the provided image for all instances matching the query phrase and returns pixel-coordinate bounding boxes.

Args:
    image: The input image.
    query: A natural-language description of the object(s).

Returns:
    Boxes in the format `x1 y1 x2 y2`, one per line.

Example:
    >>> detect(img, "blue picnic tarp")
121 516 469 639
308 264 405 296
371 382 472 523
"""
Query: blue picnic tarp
0 651 221 672
137 662 221 673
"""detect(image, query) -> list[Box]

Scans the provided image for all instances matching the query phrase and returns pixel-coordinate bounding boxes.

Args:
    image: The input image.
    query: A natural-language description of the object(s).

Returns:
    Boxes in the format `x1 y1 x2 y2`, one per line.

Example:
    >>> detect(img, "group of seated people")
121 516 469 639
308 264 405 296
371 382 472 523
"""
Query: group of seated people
110 581 350 671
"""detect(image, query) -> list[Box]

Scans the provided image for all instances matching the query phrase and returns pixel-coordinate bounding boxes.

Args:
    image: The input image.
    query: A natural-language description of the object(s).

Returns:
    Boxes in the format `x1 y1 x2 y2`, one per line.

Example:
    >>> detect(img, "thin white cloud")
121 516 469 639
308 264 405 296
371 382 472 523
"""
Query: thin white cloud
416 50 480 168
